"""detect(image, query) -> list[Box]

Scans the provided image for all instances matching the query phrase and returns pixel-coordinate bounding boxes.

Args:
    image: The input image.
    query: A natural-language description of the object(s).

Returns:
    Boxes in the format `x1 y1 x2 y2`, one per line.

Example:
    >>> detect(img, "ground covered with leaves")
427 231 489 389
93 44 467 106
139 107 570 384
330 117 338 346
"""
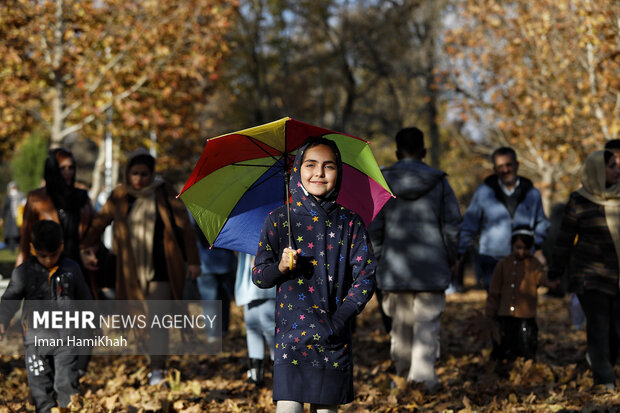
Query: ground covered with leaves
1 286 619 412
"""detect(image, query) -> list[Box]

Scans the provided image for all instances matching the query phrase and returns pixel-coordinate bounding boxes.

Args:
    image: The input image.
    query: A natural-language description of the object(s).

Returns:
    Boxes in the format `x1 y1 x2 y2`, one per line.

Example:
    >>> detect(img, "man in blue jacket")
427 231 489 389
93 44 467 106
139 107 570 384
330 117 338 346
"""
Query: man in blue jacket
457 147 549 290
369 127 462 392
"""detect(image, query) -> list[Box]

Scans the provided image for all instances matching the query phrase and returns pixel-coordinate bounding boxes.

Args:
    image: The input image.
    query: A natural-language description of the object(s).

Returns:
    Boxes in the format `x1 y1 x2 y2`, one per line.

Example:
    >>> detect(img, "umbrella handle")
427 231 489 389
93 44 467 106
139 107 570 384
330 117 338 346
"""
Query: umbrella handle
289 250 293 271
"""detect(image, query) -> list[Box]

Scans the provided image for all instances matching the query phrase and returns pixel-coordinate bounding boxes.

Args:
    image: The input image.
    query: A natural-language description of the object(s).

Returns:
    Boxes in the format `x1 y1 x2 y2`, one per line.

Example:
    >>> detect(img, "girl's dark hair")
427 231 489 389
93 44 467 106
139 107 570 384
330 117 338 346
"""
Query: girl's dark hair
301 137 342 168
44 148 79 211
302 137 340 159
511 224 535 249
128 153 155 173
604 150 614 165
32 220 63 252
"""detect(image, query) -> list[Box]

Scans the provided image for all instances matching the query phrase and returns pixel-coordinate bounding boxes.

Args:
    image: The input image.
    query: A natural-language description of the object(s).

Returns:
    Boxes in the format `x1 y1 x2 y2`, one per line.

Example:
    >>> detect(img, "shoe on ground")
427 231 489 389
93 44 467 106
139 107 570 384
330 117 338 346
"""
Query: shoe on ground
148 369 165 386
247 358 265 385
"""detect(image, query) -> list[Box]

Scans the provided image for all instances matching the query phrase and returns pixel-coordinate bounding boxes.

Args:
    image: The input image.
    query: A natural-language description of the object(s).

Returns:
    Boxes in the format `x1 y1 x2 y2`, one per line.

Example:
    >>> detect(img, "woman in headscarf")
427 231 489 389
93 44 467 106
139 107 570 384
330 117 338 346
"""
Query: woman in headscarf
549 150 620 389
16 148 94 266
83 148 201 384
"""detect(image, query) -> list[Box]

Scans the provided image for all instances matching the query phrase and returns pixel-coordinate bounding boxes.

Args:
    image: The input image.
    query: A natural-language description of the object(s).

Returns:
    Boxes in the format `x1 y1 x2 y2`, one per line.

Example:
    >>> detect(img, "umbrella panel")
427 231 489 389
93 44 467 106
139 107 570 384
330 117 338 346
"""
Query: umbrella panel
337 164 393 227
324 133 389 190
180 157 284 253
214 159 288 254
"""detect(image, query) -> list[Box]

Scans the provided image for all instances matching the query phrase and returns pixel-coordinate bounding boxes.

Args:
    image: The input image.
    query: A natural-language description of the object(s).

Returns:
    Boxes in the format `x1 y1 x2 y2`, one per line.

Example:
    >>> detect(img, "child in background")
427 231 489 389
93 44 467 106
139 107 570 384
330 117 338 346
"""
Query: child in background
252 137 376 413
0 220 92 412
79 241 116 300
235 252 276 385
486 225 559 360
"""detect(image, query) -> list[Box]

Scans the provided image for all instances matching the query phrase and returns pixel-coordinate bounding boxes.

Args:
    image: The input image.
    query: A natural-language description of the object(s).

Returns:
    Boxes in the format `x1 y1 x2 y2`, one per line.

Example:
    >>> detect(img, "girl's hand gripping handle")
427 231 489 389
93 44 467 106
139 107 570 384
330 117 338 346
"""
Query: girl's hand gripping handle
279 247 302 273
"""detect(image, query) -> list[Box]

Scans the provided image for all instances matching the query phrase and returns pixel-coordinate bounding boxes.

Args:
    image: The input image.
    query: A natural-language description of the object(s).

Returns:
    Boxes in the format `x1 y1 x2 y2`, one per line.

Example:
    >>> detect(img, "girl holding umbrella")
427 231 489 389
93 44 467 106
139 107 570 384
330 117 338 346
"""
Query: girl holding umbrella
252 137 376 413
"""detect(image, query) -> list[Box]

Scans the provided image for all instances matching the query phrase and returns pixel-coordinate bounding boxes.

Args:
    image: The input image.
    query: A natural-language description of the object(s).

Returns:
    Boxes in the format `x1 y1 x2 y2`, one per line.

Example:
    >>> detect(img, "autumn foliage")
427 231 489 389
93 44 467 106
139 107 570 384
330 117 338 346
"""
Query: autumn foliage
0 0 237 166
443 0 620 206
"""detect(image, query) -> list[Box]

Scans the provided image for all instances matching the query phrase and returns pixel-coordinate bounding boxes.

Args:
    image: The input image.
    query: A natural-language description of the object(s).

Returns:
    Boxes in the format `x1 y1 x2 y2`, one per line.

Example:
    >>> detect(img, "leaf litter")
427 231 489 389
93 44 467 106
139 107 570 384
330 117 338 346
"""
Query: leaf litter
1 287 618 412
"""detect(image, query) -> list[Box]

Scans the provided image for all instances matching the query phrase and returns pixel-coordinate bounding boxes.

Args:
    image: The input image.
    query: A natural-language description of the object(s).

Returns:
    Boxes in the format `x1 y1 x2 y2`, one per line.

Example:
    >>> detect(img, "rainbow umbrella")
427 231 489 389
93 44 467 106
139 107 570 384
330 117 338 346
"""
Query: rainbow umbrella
178 117 393 255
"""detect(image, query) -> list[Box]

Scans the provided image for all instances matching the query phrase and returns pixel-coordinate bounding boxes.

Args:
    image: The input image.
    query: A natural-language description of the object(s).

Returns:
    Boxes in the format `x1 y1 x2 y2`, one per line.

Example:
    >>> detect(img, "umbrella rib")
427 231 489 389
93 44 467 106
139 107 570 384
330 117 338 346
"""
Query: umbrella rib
247 167 284 191
243 135 281 163
231 162 279 168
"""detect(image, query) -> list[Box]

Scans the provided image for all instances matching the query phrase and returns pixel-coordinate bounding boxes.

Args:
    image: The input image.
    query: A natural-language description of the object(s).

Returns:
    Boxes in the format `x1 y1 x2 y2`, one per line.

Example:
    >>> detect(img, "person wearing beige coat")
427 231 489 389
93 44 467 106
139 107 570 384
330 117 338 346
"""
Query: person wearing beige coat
84 149 200 384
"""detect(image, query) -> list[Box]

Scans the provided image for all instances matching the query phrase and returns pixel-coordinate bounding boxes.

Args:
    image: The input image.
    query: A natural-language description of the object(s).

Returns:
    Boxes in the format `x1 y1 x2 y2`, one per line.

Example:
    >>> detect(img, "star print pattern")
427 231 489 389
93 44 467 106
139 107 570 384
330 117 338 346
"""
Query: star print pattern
253 206 375 371
251 139 377 404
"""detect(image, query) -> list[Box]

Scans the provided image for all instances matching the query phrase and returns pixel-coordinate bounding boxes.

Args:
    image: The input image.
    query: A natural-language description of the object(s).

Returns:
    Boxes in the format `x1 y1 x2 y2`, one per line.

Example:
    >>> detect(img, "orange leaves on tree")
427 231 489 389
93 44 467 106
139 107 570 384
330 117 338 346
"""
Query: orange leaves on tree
443 0 619 206
0 0 237 168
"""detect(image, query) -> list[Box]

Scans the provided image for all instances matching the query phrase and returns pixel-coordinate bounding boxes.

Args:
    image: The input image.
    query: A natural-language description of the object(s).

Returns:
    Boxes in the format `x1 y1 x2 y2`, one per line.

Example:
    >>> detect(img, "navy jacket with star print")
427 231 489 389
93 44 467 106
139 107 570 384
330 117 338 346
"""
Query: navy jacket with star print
252 138 376 405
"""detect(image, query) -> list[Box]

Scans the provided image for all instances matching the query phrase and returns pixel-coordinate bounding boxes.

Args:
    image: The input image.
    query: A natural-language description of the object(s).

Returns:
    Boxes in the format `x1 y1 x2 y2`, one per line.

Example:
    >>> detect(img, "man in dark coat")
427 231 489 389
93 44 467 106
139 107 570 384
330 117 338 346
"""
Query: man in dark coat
369 127 461 392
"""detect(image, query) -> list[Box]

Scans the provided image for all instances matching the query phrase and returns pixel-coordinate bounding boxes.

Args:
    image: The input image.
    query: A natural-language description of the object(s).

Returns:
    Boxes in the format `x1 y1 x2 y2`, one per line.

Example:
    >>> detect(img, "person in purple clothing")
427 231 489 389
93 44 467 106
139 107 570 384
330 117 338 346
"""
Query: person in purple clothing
252 137 377 413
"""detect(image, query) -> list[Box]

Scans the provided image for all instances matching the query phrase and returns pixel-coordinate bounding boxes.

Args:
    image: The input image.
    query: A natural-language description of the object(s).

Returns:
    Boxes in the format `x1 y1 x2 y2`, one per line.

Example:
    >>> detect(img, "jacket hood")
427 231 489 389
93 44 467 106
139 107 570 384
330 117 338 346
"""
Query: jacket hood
289 138 343 216
383 159 445 200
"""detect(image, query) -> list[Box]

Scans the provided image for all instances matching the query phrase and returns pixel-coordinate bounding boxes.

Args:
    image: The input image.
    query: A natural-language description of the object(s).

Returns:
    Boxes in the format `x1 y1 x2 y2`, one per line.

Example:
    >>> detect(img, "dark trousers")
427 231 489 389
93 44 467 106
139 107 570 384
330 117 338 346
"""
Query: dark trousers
374 289 392 334
491 316 538 360
197 272 234 335
146 281 172 370
25 346 79 413
4 235 19 251
578 290 620 385
477 255 499 291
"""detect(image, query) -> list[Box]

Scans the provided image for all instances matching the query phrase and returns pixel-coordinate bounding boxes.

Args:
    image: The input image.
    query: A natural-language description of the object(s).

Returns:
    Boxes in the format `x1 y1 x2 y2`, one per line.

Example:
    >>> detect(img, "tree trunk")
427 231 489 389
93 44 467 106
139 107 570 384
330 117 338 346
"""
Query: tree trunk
112 138 121 186
539 166 554 218
90 139 106 203
423 2 441 168
50 0 65 148
50 89 64 148
426 74 440 168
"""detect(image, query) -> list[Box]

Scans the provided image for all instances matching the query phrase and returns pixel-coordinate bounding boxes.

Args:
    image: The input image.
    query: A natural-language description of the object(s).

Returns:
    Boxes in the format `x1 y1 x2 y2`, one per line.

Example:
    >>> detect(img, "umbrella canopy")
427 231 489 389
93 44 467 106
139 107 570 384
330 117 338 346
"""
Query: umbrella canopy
179 117 393 255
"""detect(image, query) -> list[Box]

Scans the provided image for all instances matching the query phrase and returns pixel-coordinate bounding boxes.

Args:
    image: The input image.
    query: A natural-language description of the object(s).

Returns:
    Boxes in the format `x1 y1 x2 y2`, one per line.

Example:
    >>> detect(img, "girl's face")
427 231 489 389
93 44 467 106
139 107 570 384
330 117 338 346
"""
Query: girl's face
605 156 620 186
57 156 75 186
512 237 530 260
128 164 154 190
300 144 338 199
80 245 100 272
